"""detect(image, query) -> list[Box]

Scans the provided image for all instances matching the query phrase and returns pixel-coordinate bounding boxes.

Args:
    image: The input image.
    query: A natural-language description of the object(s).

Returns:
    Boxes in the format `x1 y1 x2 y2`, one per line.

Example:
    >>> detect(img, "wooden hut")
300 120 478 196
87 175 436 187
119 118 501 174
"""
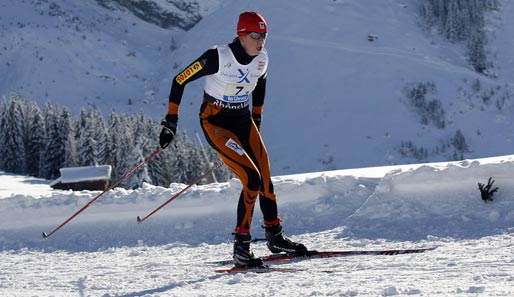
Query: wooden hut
50 165 112 191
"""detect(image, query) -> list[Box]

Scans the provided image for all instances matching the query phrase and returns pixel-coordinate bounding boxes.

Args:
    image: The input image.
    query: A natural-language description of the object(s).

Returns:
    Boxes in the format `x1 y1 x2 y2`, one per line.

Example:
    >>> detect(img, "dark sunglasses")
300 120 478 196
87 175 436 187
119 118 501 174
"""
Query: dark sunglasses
248 32 267 40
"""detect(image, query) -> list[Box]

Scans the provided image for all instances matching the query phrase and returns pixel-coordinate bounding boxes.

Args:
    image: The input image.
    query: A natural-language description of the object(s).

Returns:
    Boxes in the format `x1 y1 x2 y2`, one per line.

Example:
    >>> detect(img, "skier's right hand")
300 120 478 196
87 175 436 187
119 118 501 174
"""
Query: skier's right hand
159 114 177 149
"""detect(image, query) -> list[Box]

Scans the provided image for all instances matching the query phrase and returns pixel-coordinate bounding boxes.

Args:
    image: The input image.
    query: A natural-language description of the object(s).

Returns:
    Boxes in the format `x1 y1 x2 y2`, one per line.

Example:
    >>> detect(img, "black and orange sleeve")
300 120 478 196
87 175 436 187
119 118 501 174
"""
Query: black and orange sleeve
167 48 219 116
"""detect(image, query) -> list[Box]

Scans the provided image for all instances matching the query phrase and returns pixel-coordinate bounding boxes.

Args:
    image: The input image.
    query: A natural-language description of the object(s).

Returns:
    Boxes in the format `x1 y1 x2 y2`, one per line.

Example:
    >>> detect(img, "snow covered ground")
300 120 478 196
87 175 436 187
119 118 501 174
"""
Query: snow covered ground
1 155 514 296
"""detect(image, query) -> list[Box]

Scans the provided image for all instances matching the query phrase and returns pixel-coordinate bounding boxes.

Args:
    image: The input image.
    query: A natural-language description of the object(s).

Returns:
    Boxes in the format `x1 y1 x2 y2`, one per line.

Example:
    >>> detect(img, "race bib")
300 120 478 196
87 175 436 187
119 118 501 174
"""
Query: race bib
223 83 253 102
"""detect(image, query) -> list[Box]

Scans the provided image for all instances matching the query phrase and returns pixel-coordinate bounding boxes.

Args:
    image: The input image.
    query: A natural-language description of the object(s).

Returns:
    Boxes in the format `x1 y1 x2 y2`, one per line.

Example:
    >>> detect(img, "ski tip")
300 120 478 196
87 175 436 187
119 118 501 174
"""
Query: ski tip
136 216 143 223
42 232 49 239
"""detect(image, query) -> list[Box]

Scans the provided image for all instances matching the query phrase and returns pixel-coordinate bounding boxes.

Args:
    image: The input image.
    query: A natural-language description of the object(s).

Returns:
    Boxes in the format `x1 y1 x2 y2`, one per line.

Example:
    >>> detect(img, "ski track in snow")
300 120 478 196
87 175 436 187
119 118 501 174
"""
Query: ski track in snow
1 155 514 296
280 35 507 88
1 232 513 296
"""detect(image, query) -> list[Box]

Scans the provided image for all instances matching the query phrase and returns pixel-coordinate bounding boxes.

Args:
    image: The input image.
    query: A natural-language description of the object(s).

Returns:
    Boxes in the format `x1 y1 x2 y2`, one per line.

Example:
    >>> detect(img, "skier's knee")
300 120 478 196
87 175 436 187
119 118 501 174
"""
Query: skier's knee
247 170 262 192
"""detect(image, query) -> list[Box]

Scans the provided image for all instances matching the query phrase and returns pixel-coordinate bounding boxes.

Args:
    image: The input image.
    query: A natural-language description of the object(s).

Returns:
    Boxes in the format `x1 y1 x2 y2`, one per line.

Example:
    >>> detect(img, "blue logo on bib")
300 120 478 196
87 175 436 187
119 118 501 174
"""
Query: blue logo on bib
237 69 250 83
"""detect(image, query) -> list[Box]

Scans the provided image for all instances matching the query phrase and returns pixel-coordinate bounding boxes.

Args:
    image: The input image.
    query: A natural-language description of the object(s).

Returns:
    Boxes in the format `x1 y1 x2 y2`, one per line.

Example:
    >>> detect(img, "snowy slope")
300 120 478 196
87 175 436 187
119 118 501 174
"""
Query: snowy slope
0 0 213 114
1 155 514 295
2 0 514 176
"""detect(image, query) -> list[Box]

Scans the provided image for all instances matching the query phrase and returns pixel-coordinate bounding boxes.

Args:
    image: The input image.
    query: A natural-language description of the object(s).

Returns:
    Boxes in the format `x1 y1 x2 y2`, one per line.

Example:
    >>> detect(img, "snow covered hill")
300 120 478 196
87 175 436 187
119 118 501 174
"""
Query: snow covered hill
1 155 514 296
2 0 514 176
0 0 217 115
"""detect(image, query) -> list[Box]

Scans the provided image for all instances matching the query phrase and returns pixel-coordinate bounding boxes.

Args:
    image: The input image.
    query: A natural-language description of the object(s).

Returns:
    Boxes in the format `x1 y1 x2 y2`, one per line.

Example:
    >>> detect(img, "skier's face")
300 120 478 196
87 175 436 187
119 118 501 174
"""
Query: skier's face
239 33 266 56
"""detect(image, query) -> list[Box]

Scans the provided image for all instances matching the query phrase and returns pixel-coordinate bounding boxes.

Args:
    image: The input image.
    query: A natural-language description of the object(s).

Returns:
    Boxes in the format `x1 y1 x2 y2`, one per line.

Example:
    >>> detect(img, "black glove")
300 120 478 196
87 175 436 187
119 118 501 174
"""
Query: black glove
159 114 178 149
252 113 262 131
478 177 499 203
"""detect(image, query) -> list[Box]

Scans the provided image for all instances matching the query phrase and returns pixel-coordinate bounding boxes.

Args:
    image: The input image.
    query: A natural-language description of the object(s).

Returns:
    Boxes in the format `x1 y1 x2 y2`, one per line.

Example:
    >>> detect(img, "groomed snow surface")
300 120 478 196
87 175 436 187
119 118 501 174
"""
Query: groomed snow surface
1 155 514 296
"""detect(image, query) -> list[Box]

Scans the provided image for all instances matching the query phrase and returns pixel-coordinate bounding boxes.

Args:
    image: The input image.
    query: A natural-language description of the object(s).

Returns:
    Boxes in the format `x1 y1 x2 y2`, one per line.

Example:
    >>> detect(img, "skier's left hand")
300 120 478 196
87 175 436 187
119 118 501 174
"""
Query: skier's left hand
159 114 177 149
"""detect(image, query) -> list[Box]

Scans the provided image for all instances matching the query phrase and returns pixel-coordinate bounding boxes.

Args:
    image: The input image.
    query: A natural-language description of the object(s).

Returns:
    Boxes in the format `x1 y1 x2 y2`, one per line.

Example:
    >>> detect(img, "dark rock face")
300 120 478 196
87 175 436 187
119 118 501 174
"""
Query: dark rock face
96 0 203 30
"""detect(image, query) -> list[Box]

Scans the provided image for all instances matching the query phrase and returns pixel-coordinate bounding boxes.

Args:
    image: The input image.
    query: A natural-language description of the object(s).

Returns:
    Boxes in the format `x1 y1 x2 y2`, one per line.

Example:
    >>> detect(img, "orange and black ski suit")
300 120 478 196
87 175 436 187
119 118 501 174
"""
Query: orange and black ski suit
167 39 280 233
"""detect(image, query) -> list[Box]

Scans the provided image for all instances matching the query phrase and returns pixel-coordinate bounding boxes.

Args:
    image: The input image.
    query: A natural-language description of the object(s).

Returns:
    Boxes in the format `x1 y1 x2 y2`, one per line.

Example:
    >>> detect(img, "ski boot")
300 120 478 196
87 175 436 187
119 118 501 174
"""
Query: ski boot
233 233 264 267
265 223 308 255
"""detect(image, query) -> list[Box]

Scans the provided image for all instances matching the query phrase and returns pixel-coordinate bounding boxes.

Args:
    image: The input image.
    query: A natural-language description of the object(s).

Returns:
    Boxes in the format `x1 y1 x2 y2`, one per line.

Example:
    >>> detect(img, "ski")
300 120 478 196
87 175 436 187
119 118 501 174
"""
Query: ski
214 265 301 274
209 247 437 266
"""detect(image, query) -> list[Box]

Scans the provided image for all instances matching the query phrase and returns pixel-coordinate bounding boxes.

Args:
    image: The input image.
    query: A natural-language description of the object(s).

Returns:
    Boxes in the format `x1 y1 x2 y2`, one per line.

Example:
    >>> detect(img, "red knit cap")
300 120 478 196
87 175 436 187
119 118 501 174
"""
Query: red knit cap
237 11 267 36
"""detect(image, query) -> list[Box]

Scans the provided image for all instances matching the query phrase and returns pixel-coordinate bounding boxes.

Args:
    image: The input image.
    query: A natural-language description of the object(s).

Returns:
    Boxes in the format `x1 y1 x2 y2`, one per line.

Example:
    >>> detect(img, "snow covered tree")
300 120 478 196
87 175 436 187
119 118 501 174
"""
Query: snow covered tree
0 98 7 170
124 143 152 189
26 103 47 177
402 81 446 129
0 94 216 188
76 109 98 166
146 118 172 187
149 147 174 187
420 0 436 28
61 108 78 168
40 103 65 179
107 112 122 172
0 94 27 174
419 0 498 73
206 147 232 183
123 113 154 188
467 28 488 73
451 129 469 153
112 114 134 185
169 131 206 184
186 142 207 183
92 109 110 165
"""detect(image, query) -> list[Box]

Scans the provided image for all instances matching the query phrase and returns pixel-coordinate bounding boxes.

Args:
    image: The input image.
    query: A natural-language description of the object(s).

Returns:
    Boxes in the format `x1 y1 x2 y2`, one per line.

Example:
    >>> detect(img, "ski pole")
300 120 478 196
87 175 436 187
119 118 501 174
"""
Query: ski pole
137 162 224 223
42 147 163 239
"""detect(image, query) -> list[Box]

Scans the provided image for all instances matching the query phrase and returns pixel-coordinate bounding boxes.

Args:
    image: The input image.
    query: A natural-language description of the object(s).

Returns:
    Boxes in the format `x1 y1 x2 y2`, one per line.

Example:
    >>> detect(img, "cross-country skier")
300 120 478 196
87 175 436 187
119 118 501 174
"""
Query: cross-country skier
159 11 308 267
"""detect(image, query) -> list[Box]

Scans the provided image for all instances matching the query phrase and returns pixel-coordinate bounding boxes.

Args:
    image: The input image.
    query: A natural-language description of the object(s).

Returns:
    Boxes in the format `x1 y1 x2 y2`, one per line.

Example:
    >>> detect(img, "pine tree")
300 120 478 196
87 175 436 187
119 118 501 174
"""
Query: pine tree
124 113 154 188
189 144 207 184
0 97 6 170
147 118 172 187
421 1 435 27
107 112 122 173
76 109 98 166
61 108 78 168
420 0 497 73
467 28 488 73
41 103 65 179
207 147 232 183
444 0 460 41
124 143 152 189
436 0 447 30
0 94 27 174
26 103 47 177
0 94 214 188
170 132 194 183
451 129 469 153
92 109 109 165
114 114 135 186
149 148 174 187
